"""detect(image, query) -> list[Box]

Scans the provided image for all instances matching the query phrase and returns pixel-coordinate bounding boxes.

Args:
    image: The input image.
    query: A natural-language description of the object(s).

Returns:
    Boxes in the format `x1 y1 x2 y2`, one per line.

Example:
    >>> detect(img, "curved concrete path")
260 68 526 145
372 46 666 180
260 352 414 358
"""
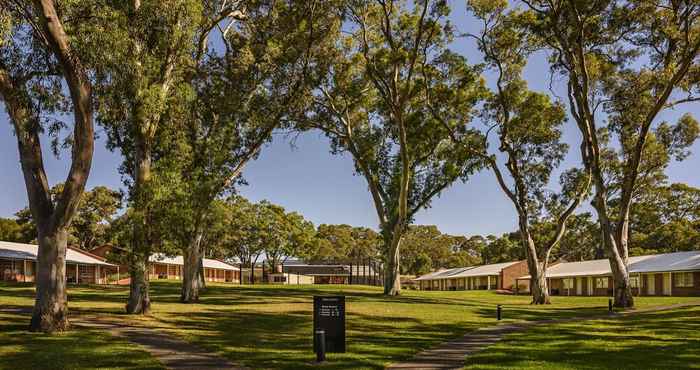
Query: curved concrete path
386 302 700 370
0 307 245 370
73 316 248 370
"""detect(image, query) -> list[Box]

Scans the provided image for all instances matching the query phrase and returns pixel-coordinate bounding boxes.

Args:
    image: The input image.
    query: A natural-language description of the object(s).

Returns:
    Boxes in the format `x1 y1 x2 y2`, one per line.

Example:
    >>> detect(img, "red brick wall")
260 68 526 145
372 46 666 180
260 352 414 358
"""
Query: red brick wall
500 261 529 291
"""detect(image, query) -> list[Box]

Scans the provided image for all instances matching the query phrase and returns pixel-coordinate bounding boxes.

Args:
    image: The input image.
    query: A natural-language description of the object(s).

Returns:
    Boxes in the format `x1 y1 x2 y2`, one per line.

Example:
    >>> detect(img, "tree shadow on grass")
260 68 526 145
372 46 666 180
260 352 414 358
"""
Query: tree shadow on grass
146 281 497 307
149 305 490 370
464 307 700 370
471 305 613 323
0 312 163 370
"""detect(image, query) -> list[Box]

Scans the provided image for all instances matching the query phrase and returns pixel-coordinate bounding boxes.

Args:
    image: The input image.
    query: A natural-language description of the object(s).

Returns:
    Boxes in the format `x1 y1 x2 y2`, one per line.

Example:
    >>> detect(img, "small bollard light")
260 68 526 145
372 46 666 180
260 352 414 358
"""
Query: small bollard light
497 304 502 321
315 329 326 362
608 298 613 313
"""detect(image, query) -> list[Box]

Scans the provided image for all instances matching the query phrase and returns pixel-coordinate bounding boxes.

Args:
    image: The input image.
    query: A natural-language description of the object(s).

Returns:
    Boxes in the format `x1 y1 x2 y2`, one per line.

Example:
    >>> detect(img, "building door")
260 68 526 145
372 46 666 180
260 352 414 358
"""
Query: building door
647 274 655 295
576 278 582 295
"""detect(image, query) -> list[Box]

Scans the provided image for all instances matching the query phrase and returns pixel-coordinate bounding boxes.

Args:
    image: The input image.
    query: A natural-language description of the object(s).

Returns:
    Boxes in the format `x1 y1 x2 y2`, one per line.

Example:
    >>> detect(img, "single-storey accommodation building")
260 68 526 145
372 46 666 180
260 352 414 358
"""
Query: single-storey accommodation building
515 251 700 297
148 254 241 283
415 261 529 291
90 245 241 284
0 241 116 284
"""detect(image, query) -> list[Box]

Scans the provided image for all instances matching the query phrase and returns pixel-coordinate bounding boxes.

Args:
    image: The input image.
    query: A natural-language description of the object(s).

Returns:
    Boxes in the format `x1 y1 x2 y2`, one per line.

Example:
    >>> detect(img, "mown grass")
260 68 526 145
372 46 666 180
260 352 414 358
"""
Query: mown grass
464 306 700 369
0 310 162 370
1 281 698 369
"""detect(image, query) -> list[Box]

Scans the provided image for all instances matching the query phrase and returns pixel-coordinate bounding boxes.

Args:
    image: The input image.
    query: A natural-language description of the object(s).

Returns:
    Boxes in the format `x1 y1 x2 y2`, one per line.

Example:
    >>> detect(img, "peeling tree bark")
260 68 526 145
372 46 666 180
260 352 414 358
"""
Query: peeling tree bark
522 229 550 305
382 227 403 296
126 251 151 315
126 135 153 314
31 228 70 332
592 191 634 307
0 0 95 332
181 223 204 303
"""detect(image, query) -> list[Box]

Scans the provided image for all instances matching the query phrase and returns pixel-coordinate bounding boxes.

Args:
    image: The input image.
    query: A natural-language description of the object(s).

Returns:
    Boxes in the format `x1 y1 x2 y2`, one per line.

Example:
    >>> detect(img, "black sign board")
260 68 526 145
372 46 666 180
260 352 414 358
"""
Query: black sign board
313 295 346 353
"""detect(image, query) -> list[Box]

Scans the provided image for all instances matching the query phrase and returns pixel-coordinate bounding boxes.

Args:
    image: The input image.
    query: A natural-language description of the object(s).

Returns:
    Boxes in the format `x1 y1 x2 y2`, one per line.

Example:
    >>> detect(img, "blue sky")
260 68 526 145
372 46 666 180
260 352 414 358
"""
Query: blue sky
1 3 698 237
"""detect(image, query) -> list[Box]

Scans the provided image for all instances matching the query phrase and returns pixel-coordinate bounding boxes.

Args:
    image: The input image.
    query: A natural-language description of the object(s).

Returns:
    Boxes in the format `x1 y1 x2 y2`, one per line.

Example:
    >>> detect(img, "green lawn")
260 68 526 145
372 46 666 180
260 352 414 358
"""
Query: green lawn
1 281 698 369
464 306 700 369
0 310 162 370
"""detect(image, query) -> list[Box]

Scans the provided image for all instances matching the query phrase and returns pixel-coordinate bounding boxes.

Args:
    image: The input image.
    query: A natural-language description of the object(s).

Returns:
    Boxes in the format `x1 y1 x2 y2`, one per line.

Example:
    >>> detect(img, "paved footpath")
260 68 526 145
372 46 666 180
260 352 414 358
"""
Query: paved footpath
386 301 700 370
0 307 245 369
73 316 247 370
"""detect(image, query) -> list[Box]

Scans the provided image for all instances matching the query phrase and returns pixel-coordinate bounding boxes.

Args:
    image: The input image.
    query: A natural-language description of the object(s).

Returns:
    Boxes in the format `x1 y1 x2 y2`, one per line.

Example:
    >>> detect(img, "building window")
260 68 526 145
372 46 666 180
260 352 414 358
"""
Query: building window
563 278 573 289
674 272 694 288
595 277 609 289
273 276 286 283
629 276 640 288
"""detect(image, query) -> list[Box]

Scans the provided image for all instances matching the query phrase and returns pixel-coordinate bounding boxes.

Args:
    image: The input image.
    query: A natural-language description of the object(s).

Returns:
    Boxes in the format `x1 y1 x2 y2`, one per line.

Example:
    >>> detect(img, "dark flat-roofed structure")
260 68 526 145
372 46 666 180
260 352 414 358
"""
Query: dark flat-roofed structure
282 261 380 285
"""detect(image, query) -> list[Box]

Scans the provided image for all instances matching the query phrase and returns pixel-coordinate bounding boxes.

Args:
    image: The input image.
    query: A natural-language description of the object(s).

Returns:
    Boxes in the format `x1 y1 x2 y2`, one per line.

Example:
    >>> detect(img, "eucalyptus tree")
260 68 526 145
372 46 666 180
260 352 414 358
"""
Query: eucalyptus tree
218 196 266 283
0 218 25 242
0 1 95 332
259 203 316 276
16 184 122 250
522 0 700 307
307 0 486 295
400 225 474 274
466 1 591 304
629 183 700 254
310 224 381 264
89 0 247 313
158 0 340 302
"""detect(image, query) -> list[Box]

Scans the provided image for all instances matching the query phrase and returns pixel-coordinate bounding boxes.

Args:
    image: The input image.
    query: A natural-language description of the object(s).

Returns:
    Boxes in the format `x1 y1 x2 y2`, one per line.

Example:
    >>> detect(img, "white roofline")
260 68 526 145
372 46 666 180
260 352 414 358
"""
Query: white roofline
517 251 700 280
149 254 239 271
0 241 115 266
415 261 521 281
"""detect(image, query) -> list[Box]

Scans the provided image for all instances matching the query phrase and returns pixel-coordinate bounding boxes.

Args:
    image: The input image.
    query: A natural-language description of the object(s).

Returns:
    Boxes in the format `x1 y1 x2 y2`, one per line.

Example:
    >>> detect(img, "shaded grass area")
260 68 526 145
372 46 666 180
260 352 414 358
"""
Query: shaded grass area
464 306 700 369
1 281 698 369
0 310 162 370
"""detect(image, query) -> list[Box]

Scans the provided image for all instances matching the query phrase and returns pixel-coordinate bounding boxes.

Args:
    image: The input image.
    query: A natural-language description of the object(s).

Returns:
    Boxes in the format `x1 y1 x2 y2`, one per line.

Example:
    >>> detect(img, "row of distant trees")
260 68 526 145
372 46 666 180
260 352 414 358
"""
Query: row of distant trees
0 186 122 250
392 184 700 276
6 181 698 279
1 0 698 331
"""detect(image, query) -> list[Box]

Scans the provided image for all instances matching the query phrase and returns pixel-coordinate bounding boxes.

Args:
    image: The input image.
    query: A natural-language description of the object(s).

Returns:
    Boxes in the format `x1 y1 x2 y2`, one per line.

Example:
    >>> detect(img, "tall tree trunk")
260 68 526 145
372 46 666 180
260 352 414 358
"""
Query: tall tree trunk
529 269 549 305
522 232 550 305
592 190 634 308
30 228 70 332
1 0 95 332
181 229 204 303
126 120 154 314
126 251 151 314
383 229 402 296
520 216 548 304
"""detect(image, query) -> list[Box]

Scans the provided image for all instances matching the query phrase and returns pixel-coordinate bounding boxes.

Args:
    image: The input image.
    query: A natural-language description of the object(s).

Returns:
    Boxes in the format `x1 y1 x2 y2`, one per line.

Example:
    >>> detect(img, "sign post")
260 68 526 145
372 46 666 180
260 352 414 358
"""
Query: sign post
313 295 346 354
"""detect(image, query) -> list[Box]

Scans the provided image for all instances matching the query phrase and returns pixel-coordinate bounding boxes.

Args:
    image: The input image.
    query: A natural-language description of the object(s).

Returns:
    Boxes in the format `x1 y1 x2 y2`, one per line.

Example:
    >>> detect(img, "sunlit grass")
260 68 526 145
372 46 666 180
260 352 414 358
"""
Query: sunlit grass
464 306 700 369
0 310 162 370
1 281 698 369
